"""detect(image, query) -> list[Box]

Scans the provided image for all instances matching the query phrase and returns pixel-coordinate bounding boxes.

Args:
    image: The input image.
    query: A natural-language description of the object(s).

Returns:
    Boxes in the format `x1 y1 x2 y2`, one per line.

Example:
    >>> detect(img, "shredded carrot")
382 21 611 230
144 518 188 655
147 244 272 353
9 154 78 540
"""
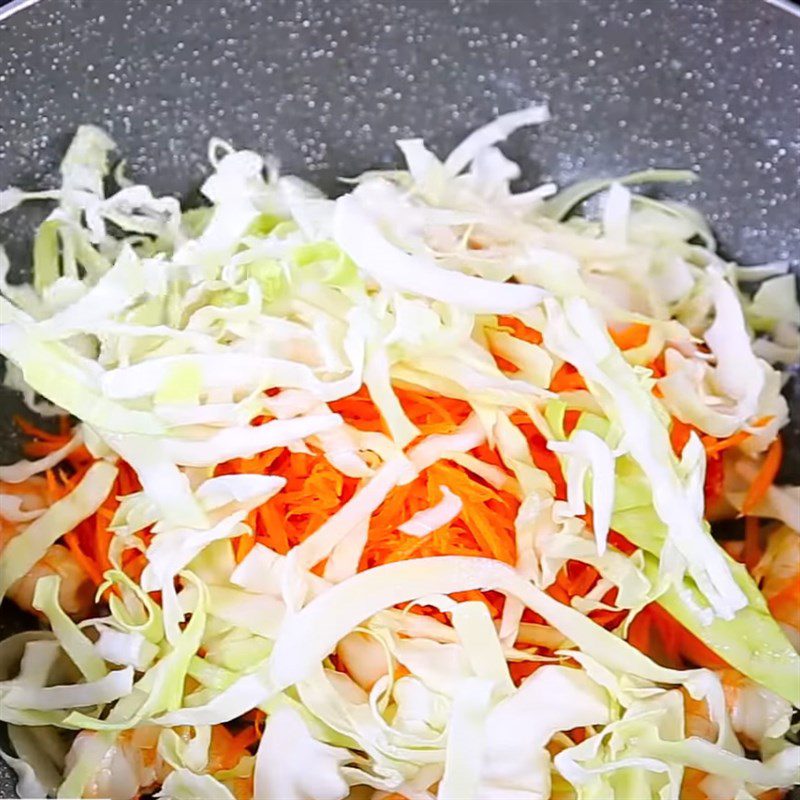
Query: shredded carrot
63 531 104 586
608 322 649 350
556 561 599 599
681 767 713 800
13 414 70 442
252 709 266 737
329 385 385 433
496 315 543 345
590 607 627 629
397 386 472 432
765 573 800 625
13 373 745 720
566 726 588 745
647 353 667 379
124 555 147 583
23 441 66 458
703 455 725 507
260 509 293 554
547 583 570 605
235 534 256 563
508 660 543 686
702 429 752 457
607 530 637 556
755 791 787 800
491 353 519 374
45 469 61 502
563 409 582 437
231 725 260 749
502 416 567 498
94 514 114 576
742 437 783 515
207 725 249 772
628 602 727 670
460 504 515 564
670 419 694 457
549 363 587 393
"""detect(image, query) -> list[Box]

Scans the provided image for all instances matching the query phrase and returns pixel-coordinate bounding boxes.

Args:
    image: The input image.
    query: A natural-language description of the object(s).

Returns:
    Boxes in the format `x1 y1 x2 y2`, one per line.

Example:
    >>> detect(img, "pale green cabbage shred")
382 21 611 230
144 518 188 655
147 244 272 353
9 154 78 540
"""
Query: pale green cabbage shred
0 108 797 799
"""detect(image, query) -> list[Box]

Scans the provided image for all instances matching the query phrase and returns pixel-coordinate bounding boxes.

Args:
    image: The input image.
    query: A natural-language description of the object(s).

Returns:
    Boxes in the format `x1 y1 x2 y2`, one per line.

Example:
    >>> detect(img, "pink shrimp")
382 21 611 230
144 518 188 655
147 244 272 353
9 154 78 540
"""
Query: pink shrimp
1 479 95 618
753 525 800 651
67 725 254 800
683 668 793 755
5 543 95 618
66 728 170 800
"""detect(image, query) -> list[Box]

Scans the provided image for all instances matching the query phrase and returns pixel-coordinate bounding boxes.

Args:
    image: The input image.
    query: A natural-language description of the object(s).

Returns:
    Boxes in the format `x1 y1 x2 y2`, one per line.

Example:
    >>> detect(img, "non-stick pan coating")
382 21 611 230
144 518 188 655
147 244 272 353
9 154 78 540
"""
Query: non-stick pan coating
0 0 798 796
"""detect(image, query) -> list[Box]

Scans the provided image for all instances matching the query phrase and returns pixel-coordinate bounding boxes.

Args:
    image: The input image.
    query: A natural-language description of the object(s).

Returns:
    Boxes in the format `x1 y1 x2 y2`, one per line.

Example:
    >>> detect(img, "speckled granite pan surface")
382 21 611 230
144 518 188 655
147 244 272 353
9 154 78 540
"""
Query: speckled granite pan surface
0 0 798 796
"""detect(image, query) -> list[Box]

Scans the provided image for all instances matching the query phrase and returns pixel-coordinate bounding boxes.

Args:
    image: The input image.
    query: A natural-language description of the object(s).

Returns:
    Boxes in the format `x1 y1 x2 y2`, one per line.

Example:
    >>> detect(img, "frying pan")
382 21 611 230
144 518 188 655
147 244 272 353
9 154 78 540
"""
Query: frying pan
0 0 798 796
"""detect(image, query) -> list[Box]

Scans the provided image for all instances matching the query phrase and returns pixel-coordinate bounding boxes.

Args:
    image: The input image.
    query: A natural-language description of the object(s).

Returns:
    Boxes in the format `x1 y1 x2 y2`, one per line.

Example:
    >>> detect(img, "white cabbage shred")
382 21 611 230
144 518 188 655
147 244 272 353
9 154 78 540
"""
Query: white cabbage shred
0 110 797 800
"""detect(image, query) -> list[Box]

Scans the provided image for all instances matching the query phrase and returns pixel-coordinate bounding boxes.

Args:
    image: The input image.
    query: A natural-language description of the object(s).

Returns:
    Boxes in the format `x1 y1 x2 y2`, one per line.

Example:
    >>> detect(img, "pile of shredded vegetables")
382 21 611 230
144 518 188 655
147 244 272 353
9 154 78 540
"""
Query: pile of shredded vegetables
0 109 798 800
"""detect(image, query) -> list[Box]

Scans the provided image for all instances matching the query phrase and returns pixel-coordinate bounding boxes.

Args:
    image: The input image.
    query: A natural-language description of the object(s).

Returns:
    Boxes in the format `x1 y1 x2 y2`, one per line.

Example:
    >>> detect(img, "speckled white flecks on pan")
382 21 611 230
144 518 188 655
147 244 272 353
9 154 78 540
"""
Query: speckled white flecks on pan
0 0 798 268
0 0 798 792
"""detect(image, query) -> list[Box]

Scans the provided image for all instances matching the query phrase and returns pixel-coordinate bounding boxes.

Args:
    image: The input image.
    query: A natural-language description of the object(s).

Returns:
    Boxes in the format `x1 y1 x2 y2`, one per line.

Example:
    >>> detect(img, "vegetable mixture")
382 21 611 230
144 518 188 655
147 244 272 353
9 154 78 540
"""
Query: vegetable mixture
0 107 798 800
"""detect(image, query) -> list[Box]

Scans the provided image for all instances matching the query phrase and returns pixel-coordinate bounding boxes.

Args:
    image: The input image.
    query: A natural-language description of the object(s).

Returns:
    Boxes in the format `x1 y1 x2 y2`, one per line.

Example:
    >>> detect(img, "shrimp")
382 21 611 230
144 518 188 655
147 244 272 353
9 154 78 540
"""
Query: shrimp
719 669 793 751
5 543 95 618
66 728 170 800
682 766 787 800
206 725 253 773
337 631 390 692
205 726 256 800
752 525 800 651
683 669 792 752
682 691 718 743
682 683 791 800
1 478 95 618
67 725 255 800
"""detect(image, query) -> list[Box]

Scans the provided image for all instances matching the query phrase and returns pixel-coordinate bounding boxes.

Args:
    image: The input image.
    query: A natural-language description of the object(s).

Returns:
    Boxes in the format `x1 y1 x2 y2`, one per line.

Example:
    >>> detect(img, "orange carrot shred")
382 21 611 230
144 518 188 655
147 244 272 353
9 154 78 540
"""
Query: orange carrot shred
670 419 693 457
236 534 256 563
702 429 752 457
259 501 289 555
64 531 104 586
608 322 650 350
563 409 582 437
742 437 783 515
549 363 587 393
94 514 113 576
496 315 543 345
14 415 69 442
15 375 738 696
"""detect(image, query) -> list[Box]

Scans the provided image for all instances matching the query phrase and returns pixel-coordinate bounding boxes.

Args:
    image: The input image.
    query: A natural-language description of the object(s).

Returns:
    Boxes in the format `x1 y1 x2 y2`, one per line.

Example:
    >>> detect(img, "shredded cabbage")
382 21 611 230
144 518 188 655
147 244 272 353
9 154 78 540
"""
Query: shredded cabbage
0 110 797 800
0 461 117 601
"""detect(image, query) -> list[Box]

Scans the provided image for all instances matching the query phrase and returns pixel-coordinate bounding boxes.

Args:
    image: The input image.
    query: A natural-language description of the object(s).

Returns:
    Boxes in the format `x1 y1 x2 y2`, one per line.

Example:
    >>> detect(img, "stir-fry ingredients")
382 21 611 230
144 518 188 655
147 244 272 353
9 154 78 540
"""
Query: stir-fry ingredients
0 109 798 800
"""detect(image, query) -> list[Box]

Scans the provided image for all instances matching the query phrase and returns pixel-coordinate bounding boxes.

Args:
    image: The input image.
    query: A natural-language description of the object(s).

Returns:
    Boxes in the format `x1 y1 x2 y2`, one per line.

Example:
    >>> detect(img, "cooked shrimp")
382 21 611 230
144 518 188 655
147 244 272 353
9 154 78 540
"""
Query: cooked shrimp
206 725 253 773
5 543 95 618
66 728 170 800
337 631 390 692
1 478 95 618
719 669 792 751
683 669 792 753
682 690 718 743
680 767 709 800
68 724 256 800
753 526 800 651
681 679 791 800
681 767 787 800
228 777 255 800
